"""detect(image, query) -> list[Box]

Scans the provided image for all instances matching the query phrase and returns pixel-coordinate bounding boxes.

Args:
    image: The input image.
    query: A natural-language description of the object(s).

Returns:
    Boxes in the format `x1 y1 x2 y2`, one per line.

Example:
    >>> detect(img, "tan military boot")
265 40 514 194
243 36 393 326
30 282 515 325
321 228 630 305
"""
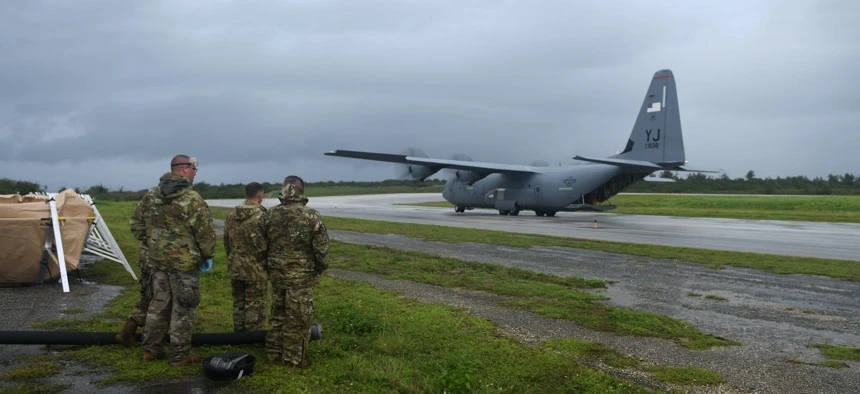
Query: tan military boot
114 319 138 347
170 354 203 367
142 350 164 361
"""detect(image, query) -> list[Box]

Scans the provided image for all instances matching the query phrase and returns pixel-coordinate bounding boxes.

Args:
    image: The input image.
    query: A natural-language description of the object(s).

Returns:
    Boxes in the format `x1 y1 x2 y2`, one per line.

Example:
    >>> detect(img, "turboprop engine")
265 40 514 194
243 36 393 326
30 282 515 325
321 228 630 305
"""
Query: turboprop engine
405 164 438 181
453 170 487 184
446 153 487 184
395 147 440 181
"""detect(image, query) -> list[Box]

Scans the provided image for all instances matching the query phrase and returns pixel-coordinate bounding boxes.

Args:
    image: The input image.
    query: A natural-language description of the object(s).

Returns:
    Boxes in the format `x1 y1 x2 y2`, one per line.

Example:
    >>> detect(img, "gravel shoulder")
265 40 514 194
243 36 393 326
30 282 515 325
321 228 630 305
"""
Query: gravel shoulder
329 230 860 394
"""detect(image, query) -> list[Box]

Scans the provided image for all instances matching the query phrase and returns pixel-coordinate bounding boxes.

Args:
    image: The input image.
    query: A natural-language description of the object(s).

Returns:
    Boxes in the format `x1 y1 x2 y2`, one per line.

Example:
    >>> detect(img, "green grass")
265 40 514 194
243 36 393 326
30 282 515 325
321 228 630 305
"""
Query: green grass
609 194 860 223
819 361 850 369
26 200 724 392
54 268 656 393
544 338 639 369
812 344 860 361
330 242 736 350
0 360 64 380
410 194 860 223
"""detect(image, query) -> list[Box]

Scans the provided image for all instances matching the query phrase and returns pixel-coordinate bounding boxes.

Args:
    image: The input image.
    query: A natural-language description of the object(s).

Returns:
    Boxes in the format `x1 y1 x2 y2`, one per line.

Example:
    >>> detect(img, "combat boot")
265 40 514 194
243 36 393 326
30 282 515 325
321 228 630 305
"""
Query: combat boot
170 354 203 367
142 350 164 361
114 318 138 347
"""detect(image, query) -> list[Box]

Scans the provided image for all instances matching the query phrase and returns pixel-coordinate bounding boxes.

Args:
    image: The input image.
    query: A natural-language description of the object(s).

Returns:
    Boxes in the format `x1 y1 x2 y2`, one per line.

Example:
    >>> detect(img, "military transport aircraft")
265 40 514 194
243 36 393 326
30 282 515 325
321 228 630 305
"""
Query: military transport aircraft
326 69 710 217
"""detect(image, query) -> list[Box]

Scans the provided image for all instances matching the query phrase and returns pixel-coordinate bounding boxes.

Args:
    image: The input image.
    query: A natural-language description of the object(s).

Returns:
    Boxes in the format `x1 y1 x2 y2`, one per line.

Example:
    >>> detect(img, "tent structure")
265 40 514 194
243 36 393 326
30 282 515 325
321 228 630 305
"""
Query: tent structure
0 190 135 292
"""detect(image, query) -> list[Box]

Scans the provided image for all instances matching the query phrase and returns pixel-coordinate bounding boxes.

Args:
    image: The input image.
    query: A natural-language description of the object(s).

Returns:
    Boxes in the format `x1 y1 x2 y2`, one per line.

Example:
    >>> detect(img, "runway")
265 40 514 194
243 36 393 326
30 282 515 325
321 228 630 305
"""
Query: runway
208 193 860 261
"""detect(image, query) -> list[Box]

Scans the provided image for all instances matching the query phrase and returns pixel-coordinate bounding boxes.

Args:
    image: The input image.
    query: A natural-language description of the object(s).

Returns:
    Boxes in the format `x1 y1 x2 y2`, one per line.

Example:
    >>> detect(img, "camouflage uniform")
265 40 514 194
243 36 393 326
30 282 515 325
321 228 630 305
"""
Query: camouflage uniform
139 173 215 362
265 183 329 366
128 188 157 326
224 200 268 332
126 245 152 325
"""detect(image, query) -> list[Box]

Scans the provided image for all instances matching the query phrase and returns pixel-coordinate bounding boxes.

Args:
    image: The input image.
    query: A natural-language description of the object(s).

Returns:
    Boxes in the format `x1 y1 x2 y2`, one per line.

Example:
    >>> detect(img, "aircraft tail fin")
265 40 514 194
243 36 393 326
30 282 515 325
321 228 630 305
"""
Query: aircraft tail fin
613 69 685 167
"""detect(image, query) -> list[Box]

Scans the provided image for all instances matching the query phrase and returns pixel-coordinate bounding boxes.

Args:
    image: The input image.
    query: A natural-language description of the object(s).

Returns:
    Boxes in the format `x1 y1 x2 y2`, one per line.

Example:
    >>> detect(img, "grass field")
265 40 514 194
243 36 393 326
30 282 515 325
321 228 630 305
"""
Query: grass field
410 194 860 223
2 200 753 392
11 194 858 392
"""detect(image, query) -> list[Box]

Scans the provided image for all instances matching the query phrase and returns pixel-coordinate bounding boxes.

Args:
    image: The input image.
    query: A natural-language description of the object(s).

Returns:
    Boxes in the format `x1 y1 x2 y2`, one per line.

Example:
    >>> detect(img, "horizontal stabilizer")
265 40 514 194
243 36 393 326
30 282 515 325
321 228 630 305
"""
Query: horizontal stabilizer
644 177 676 183
573 155 664 170
675 166 724 174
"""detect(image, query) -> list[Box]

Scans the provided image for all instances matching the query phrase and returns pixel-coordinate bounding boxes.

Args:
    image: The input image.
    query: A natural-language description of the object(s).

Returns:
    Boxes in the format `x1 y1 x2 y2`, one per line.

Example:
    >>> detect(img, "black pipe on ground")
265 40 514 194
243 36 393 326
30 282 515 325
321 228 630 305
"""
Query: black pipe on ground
0 325 321 346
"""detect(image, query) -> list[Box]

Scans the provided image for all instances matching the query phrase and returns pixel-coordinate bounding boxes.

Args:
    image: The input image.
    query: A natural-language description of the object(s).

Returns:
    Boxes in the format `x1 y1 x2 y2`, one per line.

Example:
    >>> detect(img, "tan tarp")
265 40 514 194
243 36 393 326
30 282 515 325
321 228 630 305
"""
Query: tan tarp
0 190 95 285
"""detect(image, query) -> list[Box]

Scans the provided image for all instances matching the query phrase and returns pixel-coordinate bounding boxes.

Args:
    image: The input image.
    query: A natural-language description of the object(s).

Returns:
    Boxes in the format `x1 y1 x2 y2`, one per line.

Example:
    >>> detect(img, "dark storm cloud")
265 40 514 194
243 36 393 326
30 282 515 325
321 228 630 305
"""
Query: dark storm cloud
1 0 858 190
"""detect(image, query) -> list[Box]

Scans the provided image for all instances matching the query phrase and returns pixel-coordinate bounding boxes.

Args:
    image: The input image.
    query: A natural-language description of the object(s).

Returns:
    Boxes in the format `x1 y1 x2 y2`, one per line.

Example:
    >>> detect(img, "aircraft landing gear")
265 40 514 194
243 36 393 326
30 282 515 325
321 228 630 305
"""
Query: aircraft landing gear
498 210 509 215
454 206 466 213
545 211 557 217
535 211 545 217
509 209 519 216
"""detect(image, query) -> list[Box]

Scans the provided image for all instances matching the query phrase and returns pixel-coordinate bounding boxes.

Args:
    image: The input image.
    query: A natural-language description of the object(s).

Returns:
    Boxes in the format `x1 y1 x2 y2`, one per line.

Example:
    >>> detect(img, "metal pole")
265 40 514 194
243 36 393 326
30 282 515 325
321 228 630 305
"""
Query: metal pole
48 197 70 293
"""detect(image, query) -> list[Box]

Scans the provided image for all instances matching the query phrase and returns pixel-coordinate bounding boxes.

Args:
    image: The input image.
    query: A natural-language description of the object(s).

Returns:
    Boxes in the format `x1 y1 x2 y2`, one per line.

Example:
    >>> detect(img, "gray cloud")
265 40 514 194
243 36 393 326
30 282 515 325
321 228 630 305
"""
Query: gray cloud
1 0 858 191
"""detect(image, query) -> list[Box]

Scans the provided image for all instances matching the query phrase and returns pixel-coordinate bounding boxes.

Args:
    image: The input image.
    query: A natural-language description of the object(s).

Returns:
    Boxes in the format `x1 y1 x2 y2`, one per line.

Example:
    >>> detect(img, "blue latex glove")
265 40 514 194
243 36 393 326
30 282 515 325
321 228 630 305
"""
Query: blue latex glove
200 258 213 272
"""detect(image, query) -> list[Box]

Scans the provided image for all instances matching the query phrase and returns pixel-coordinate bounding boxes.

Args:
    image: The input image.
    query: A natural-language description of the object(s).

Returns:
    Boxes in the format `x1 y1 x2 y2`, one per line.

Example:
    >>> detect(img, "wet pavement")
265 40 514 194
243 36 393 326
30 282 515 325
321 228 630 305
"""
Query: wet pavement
0 265 137 393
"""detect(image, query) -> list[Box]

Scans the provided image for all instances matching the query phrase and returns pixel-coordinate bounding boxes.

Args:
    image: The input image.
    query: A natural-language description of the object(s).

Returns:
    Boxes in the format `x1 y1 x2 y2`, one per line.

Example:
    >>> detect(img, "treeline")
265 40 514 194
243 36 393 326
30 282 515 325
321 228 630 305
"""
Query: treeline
65 179 447 201
0 178 43 194
4 172 858 201
629 171 859 195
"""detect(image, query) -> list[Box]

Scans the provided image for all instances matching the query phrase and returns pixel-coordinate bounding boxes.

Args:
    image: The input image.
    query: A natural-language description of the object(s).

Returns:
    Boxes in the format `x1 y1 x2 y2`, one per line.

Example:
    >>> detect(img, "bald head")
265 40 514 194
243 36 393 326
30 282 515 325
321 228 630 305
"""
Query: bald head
170 154 199 181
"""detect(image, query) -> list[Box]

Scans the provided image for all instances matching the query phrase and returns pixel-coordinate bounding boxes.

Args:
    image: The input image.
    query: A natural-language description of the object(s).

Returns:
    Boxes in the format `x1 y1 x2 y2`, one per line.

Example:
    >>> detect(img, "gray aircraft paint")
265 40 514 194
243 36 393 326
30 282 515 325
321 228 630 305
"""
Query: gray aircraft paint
326 69 705 216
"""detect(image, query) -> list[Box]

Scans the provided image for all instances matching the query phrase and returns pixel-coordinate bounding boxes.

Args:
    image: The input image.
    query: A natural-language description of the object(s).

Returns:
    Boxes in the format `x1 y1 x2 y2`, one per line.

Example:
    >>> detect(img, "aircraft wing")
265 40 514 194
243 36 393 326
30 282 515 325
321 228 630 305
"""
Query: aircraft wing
325 150 543 175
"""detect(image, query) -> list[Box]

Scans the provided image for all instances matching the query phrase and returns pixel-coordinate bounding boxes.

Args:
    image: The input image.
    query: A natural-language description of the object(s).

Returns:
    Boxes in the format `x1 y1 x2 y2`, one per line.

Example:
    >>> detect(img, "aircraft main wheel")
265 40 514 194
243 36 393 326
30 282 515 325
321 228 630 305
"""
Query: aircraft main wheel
455 206 466 213
535 211 545 216
509 210 519 216
546 211 557 217
499 210 509 215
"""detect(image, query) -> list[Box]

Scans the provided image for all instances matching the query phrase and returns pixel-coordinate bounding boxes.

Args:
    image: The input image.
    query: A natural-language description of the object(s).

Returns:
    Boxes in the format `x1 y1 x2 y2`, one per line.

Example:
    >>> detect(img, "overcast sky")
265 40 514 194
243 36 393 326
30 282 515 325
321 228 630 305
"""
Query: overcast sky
1 0 858 191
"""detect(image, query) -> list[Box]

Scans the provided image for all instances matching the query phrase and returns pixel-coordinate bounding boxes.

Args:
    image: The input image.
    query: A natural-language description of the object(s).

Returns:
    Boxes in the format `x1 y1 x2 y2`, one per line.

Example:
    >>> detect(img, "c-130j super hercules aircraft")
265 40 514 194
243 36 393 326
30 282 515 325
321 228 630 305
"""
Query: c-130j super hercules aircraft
326 69 712 217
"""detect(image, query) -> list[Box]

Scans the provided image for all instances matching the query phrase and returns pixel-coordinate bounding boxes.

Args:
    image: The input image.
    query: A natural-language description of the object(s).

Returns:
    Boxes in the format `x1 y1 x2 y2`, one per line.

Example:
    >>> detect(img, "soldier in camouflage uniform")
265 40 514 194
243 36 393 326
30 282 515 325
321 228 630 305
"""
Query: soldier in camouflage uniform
114 177 168 346
138 155 216 367
224 182 269 332
113 243 151 346
265 176 329 367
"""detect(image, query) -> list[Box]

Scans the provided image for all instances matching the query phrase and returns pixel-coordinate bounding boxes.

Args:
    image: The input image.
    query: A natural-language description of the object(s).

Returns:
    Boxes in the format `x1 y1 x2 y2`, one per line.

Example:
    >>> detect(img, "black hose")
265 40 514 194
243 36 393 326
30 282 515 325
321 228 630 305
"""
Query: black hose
0 325 321 345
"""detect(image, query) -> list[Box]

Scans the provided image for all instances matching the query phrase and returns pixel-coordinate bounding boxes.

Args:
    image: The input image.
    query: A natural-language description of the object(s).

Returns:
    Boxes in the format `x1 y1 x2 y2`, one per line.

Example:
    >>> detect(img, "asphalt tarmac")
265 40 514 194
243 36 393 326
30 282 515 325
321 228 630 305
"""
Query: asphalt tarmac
210 193 860 261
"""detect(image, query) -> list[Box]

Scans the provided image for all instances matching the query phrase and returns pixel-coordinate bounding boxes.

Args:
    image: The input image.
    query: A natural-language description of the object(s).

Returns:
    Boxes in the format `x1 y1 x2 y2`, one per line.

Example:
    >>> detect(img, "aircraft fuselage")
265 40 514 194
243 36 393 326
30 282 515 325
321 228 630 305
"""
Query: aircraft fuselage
442 163 647 214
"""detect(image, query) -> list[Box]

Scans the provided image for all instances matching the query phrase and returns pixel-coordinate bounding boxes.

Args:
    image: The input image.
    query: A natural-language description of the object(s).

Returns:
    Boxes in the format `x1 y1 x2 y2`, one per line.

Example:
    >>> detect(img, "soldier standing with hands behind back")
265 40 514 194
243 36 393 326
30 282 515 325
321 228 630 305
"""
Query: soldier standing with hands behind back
224 182 269 332
139 154 216 366
266 175 329 368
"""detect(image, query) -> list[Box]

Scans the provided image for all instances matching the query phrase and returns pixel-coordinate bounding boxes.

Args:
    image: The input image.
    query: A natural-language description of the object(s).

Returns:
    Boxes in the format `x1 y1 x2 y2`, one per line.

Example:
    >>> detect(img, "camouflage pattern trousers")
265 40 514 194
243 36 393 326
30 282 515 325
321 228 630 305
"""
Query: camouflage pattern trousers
231 279 267 332
127 266 153 326
128 246 151 326
142 269 200 361
266 285 314 366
